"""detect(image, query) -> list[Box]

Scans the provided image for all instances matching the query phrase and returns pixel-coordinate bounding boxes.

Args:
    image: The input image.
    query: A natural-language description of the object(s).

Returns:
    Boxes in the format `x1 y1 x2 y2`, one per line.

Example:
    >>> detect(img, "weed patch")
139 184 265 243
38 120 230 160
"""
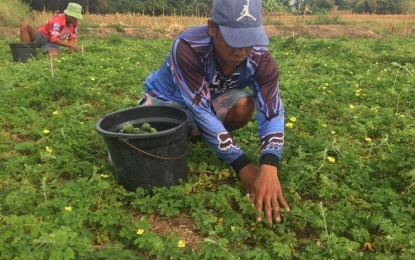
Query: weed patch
0 36 414 258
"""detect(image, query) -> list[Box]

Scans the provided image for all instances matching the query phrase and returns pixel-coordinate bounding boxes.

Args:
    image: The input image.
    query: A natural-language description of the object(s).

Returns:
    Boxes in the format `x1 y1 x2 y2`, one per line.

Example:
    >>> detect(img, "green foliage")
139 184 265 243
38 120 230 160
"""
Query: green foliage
262 0 291 14
1 35 415 258
352 0 414 14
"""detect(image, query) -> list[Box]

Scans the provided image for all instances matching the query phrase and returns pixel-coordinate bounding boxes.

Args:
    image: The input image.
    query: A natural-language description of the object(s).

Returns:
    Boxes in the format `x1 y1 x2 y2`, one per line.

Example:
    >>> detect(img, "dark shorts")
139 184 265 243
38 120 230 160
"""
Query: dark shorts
34 31 61 54
137 88 254 136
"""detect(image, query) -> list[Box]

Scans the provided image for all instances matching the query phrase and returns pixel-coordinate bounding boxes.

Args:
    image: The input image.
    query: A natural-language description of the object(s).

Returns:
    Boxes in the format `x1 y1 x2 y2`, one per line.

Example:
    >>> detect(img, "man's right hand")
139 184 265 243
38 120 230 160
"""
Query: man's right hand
238 163 259 196
69 43 82 52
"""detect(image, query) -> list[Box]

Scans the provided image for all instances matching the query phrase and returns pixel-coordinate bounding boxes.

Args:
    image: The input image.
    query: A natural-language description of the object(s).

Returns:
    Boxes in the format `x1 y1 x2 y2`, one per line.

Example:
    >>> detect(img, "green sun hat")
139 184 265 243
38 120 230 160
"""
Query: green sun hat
64 3 83 20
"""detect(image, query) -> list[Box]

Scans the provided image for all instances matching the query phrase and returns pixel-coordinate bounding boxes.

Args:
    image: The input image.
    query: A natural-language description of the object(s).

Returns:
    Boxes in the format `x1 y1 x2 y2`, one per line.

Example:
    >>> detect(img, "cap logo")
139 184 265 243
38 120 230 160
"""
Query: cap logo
236 0 257 21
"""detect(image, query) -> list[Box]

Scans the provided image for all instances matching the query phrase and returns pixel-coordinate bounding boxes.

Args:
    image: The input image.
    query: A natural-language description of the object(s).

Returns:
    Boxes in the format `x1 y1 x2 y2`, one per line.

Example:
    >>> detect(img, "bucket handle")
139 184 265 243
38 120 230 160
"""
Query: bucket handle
121 139 187 160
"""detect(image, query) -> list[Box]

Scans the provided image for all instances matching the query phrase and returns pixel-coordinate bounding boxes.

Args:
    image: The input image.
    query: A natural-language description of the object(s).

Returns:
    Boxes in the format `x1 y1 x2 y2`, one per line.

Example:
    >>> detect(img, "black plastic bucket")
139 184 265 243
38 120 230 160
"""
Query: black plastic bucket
9 42 38 62
96 106 189 191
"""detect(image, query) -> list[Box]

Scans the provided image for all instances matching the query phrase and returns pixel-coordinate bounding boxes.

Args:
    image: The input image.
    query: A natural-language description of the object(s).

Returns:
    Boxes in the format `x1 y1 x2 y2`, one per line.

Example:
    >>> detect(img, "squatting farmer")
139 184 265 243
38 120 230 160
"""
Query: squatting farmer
138 0 290 223
19 2 83 56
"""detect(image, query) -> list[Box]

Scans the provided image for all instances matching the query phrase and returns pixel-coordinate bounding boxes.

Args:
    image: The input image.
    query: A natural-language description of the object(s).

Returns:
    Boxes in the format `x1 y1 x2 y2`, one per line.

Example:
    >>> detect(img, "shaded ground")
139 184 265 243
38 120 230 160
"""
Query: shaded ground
1 24 382 40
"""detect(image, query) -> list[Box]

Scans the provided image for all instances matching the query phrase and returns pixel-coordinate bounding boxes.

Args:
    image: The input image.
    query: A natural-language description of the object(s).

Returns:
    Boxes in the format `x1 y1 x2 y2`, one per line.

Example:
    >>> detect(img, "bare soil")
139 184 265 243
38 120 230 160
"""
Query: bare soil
147 213 204 250
1 24 382 40
264 24 382 39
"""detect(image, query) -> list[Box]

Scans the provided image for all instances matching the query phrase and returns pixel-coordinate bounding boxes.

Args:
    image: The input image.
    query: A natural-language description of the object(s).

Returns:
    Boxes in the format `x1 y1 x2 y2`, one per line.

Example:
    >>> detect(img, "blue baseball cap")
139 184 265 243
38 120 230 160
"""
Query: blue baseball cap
211 0 269 48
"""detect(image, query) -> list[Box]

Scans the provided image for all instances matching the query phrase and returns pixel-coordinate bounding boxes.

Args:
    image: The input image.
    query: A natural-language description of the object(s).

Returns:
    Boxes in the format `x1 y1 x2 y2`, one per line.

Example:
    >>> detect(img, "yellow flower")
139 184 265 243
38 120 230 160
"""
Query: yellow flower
45 146 53 154
65 206 72 211
364 137 372 142
349 104 355 109
363 241 373 251
327 156 336 163
52 111 59 115
43 129 50 134
90 77 96 81
100 174 109 178
136 229 144 235
289 116 297 122
330 131 336 134
177 240 186 248
285 122 294 128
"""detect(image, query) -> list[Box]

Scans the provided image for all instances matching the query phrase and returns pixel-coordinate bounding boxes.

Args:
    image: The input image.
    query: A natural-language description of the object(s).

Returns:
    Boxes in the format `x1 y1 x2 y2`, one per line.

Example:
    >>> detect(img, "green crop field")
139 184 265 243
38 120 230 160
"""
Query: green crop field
1 33 414 259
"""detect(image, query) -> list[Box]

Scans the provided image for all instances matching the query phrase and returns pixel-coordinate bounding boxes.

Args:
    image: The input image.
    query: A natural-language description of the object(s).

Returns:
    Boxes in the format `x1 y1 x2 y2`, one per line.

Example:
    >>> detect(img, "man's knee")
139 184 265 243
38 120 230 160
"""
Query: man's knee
223 97 255 131
20 21 31 30
48 49 60 57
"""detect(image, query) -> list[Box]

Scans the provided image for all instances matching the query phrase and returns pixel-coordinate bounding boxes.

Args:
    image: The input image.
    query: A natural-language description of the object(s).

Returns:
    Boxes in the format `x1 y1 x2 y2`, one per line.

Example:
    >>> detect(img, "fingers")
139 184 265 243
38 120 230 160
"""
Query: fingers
272 197 281 223
255 194 290 224
70 44 82 52
249 193 256 204
249 167 290 224
255 195 263 222
255 194 276 224
279 195 290 212
264 199 273 224
71 47 81 53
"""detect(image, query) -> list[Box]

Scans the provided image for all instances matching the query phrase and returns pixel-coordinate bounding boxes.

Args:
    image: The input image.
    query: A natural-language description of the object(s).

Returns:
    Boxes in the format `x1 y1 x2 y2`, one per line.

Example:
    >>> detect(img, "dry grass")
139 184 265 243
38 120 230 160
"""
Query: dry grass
32 11 207 28
265 12 415 36
341 14 415 36
0 0 31 27
25 11 415 37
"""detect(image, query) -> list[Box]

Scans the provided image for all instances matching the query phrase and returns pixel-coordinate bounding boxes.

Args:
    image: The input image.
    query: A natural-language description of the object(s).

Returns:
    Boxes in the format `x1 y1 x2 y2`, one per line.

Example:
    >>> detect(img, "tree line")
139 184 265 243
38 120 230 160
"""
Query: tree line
22 0 415 15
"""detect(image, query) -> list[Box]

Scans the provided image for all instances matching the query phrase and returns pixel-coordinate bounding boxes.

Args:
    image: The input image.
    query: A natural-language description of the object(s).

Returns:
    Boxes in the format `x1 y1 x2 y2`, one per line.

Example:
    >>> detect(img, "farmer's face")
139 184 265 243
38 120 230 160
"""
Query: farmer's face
66 15 78 24
208 20 253 72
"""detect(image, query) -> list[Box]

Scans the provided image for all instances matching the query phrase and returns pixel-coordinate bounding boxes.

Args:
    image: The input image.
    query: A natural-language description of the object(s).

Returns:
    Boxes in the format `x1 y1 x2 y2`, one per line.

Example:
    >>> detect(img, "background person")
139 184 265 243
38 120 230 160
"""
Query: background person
139 0 290 224
19 2 83 57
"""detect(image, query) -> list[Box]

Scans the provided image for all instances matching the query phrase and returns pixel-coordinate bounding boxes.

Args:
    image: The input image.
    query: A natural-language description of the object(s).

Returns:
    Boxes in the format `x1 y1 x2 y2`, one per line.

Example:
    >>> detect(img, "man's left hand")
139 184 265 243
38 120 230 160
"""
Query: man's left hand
252 164 290 224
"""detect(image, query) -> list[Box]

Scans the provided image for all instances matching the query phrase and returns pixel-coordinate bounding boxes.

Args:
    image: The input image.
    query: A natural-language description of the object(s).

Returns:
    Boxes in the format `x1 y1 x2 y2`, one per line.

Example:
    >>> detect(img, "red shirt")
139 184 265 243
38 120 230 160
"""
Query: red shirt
38 14 78 43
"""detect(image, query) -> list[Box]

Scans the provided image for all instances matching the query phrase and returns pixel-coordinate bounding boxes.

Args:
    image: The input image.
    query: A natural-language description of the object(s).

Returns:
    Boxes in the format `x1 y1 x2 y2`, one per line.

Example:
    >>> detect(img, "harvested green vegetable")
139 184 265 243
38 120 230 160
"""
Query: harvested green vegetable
120 122 157 134
141 123 151 131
